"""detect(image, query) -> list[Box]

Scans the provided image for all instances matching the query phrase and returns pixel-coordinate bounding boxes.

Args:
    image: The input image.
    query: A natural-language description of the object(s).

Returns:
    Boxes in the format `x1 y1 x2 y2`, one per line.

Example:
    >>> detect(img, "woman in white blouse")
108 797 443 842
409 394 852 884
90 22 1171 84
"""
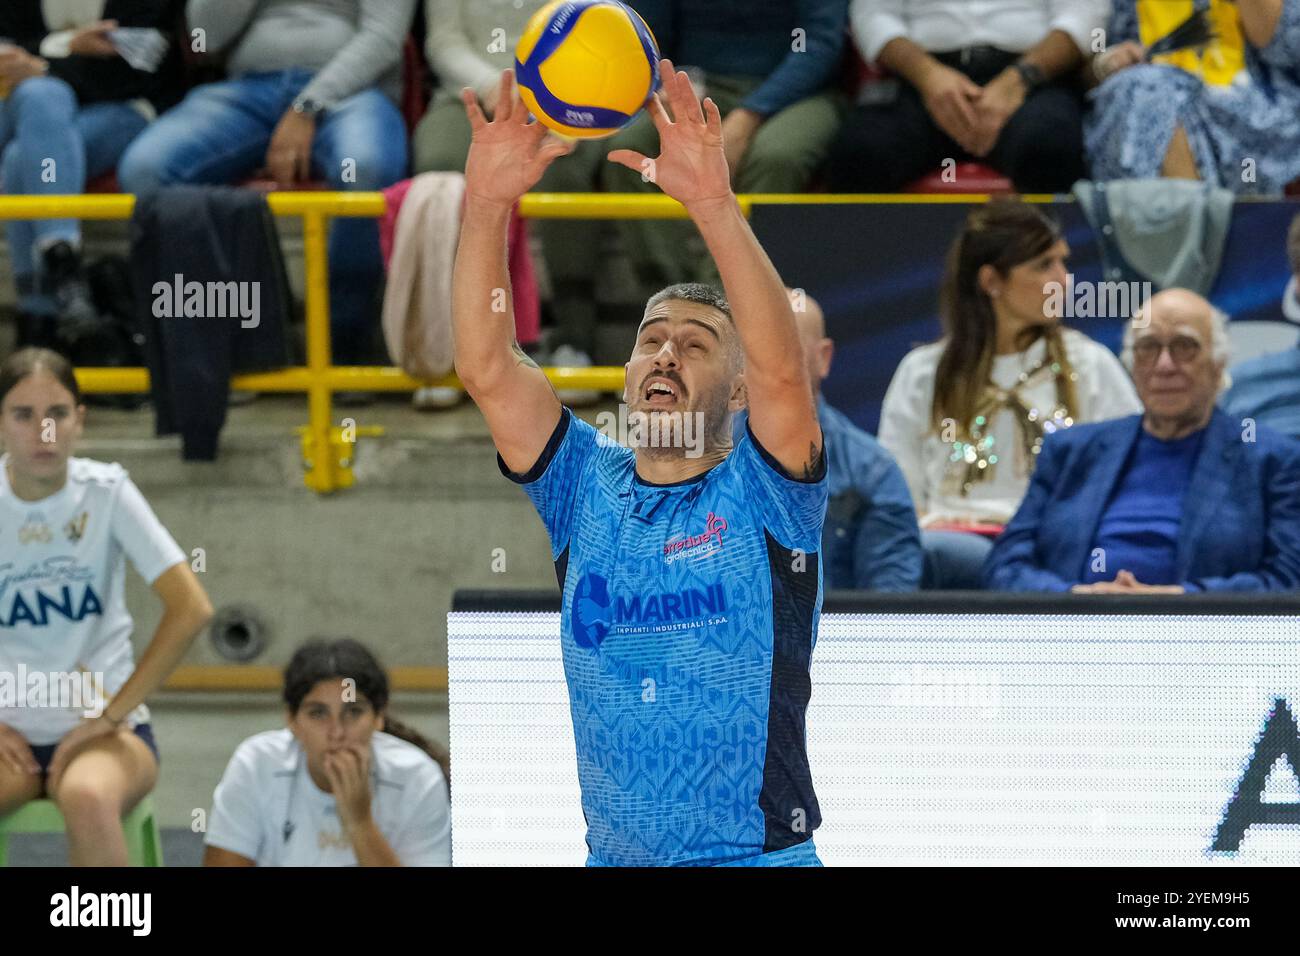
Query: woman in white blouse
879 201 1141 588
204 638 451 867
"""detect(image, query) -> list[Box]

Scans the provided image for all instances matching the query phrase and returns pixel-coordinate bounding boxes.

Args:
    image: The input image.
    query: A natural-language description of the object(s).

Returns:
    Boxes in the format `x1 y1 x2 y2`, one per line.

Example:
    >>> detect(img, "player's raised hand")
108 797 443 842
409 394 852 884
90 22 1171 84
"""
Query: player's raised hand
462 70 574 208
608 58 731 212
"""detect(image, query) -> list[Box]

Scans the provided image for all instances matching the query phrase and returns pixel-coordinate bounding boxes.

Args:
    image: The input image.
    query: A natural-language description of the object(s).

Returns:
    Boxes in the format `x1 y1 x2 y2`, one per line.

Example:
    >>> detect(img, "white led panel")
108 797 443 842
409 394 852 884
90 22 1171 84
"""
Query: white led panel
447 611 1300 866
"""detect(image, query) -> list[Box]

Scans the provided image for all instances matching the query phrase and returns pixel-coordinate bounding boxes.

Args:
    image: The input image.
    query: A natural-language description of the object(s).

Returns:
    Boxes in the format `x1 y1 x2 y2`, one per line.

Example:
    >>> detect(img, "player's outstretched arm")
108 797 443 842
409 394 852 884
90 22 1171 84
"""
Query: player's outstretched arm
453 70 573 473
608 60 821 478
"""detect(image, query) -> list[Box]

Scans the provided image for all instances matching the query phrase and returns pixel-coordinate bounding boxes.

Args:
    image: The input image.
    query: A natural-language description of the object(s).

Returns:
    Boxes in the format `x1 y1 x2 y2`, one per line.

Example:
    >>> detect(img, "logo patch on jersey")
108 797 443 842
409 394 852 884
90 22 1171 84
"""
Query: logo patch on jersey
0 583 104 628
571 573 612 649
663 511 729 565
18 514 52 545
570 571 728 649
64 512 87 543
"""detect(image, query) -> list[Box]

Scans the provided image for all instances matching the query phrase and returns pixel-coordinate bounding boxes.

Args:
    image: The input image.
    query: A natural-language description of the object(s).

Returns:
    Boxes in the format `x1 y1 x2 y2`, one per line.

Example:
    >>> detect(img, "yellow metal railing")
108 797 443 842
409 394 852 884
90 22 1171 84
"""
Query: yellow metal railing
0 191 1043 493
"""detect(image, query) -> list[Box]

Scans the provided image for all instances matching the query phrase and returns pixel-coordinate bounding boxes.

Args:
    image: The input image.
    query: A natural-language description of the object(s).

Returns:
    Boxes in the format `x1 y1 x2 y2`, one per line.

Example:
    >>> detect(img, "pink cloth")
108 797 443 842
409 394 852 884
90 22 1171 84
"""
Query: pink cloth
380 179 540 346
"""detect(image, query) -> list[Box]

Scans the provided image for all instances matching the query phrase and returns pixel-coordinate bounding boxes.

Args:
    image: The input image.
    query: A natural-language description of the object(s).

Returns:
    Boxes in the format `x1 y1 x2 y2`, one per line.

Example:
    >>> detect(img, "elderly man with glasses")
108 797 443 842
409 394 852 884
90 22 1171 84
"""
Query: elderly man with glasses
983 287 1300 593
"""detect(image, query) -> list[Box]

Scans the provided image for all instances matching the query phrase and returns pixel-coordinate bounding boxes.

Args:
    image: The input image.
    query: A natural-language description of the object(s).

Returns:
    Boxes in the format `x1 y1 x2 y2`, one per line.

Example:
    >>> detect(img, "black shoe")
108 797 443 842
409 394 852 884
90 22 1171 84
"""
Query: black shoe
40 241 101 342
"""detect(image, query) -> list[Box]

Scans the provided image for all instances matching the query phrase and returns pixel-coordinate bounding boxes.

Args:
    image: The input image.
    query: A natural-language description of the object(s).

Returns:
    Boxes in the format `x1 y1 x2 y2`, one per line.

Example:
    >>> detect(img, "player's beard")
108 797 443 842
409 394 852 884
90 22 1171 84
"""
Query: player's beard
637 378 733 461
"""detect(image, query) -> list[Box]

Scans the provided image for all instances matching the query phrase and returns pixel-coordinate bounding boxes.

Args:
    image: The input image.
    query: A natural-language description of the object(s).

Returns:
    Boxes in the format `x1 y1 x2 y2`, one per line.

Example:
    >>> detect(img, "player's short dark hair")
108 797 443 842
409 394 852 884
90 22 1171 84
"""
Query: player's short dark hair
645 283 732 321
643 283 741 371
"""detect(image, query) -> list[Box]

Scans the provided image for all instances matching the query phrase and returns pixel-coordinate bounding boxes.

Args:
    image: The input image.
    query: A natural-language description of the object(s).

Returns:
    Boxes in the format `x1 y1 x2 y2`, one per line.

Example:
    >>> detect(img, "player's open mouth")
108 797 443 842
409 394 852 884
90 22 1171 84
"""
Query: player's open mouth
644 377 681 406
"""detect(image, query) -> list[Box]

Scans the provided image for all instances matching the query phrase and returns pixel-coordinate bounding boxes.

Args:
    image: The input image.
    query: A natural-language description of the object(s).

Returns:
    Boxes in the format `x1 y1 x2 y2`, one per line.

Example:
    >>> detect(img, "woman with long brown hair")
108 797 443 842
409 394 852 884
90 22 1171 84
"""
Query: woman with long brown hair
879 201 1141 588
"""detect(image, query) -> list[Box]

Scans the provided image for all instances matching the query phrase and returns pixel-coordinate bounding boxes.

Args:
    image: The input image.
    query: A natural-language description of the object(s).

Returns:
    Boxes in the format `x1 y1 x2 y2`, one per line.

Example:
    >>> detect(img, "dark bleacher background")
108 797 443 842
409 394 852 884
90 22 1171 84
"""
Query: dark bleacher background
754 199 1300 434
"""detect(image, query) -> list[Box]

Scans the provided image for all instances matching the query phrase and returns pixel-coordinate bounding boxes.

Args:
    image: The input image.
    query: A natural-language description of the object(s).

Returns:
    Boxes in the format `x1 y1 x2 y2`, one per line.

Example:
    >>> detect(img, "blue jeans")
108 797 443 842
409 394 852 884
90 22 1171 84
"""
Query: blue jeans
0 76 149 314
117 70 409 364
921 530 995 590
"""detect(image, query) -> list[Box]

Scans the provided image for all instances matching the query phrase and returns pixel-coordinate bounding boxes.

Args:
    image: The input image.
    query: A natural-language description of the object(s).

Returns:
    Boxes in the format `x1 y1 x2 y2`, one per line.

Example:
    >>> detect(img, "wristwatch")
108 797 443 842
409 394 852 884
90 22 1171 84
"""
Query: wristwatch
1013 61 1046 92
292 96 325 118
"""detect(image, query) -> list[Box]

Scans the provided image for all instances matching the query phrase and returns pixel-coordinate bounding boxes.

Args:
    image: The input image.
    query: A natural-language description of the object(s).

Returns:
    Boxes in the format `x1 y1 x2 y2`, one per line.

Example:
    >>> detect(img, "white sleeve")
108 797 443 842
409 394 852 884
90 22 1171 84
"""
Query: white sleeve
424 0 501 97
1081 342 1142 422
1046 0 1109 55
878 351 933 516
109 476 186 585
206 743 265 862
850 0 911 63
393 762 452 866
39 31 76 58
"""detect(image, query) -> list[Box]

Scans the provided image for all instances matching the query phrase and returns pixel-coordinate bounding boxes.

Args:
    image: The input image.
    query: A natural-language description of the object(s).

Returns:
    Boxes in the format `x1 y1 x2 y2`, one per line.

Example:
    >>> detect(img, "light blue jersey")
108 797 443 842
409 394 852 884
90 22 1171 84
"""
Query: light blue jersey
500 408 829 866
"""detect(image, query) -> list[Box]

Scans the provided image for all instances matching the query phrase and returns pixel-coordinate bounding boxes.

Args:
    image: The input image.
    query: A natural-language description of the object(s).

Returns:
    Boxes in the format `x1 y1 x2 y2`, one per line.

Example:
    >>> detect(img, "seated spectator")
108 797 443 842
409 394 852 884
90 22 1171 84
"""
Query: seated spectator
827 0 1104 193
734 289 922 591
0 347 213 866
412 0 597 402
609 0 849 275
0 0 180 350
985 288 1300 593
878 201 1141 589
117 0 416 366
413 0 525 175
1085 0 1300 193
1223 211 1300 437
204 637 451 867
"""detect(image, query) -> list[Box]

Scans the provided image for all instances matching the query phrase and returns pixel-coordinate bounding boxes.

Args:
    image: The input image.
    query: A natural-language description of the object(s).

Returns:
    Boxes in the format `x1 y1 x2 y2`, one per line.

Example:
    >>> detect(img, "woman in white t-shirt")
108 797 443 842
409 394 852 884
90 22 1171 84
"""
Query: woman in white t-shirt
879 201 1142 588
204 638 452 867
0 347 213 864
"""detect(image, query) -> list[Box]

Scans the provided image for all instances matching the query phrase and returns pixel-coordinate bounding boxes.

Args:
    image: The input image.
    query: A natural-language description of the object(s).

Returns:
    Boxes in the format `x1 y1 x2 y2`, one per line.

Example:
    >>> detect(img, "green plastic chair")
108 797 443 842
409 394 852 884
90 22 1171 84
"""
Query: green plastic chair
0 796 164 866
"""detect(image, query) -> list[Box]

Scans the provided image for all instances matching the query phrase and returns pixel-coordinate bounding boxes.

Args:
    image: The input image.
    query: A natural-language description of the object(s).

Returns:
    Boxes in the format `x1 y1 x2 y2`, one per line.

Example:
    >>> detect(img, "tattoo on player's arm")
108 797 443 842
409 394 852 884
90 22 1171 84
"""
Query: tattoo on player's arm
511 343 540 370
801 442 822 481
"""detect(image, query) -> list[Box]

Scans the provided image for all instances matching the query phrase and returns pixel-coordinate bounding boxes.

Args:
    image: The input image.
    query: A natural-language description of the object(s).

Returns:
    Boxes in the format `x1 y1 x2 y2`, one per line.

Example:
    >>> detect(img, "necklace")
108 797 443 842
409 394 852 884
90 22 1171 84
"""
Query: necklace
944 352 1079 496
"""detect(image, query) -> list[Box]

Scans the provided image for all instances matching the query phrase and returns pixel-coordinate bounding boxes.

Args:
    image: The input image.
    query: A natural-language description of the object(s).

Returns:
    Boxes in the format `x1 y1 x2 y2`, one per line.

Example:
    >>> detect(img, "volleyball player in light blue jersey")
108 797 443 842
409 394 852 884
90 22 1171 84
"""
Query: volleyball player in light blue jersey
452 61 828 866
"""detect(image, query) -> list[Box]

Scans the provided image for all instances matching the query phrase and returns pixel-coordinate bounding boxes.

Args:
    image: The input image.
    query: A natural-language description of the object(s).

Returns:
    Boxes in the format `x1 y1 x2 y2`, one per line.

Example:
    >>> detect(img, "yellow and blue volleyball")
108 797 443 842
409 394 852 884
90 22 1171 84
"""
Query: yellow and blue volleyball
514 0 662 139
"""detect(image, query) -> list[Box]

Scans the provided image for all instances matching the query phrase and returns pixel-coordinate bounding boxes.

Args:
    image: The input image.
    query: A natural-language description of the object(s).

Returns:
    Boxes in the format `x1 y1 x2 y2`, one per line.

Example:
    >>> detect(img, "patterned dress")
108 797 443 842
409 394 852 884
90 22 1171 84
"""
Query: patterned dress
1085 0 1300 194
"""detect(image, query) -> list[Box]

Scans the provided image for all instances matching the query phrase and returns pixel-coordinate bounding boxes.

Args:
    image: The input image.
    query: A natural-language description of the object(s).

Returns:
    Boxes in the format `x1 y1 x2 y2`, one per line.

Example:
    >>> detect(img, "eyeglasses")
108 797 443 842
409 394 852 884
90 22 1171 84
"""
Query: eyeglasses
1131 335 1203 366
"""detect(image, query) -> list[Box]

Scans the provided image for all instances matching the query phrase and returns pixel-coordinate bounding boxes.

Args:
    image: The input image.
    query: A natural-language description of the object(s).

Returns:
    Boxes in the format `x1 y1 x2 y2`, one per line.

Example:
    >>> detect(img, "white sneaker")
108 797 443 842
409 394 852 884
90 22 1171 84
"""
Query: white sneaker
412 386 464 411
549 344 601 407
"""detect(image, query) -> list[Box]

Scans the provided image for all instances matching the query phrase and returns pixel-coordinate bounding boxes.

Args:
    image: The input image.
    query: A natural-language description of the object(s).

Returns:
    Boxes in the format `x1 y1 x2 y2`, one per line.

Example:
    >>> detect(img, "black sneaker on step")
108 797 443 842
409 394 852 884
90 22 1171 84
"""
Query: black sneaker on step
40 240 101 341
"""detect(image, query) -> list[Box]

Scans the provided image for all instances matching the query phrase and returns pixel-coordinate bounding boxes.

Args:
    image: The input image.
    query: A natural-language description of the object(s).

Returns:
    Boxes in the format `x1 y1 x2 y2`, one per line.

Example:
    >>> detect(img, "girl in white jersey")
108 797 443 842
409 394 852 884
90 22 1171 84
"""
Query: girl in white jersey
205 638 452 866
0 347 213 864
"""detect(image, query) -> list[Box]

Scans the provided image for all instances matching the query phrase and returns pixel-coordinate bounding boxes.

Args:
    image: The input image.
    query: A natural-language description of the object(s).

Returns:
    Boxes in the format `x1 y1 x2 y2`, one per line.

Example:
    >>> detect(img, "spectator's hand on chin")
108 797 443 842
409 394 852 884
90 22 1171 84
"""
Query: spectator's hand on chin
1073 570 1186 594
969 68 1027 157
266 110 316 188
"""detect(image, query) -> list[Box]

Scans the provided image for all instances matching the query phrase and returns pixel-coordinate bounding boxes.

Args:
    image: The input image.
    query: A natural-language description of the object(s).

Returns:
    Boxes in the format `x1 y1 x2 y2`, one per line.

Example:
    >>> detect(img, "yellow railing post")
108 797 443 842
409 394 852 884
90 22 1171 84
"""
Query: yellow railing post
299 208 342 493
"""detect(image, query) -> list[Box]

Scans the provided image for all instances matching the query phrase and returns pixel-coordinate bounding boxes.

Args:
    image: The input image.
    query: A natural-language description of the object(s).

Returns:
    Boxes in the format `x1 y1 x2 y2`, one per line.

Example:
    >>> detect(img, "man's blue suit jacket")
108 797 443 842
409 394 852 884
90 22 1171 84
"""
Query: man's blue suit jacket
983 409 1300 592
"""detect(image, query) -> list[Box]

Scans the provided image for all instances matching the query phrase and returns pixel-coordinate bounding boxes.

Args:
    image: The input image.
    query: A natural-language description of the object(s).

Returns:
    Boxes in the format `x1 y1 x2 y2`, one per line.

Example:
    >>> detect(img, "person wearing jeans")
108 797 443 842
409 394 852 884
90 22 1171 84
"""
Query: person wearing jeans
116 0 415 367
0 1 181 347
